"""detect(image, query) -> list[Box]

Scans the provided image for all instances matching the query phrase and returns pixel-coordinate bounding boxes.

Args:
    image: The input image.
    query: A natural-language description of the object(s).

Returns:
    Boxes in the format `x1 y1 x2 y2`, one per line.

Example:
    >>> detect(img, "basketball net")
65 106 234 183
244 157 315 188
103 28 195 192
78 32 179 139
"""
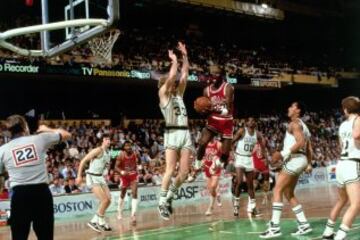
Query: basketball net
88 29 120 65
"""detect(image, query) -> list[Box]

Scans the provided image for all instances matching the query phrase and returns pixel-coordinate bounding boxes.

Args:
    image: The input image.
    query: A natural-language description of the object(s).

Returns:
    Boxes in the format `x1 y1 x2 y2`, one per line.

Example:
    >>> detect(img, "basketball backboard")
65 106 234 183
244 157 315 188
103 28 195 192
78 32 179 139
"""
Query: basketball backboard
0 0 119 58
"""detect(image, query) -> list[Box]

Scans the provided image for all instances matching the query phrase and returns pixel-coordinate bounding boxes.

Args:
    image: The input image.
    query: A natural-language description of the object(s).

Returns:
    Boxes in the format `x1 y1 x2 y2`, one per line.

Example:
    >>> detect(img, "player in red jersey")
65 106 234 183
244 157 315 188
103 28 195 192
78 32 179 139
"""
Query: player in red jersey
195 65 234 173
115 141 139 224
252 142 270 205
203 138 222 215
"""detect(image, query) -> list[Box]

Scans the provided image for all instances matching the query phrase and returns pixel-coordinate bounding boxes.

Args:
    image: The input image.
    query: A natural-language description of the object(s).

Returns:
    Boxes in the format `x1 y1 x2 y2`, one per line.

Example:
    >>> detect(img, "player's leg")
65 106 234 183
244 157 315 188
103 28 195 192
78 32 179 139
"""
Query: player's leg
233 167 244 216
117 180 128 220
260 171 293 238
158 148 177 220
245 170 260 217
206 175 220 215
283 175 312 236
216 184 222 207
322 187 348 239
262 171 270 205
220 138 232 166
130 180 138 225
95 185 112 231
334 181 360 240
197 128 214 161
89 184 111 231
166 148 192 207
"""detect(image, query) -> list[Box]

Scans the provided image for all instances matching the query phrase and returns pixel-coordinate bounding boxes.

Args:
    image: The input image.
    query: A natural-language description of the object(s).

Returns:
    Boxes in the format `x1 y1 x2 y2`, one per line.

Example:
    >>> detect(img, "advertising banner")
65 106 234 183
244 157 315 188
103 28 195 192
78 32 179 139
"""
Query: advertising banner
0 178 232 222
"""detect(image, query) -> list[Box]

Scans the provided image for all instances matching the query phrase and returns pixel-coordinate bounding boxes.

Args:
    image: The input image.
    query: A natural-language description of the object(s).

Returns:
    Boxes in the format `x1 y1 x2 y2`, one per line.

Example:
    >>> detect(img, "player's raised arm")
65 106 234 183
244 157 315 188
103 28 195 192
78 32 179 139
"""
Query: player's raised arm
158 50 178 106
177 42 189 95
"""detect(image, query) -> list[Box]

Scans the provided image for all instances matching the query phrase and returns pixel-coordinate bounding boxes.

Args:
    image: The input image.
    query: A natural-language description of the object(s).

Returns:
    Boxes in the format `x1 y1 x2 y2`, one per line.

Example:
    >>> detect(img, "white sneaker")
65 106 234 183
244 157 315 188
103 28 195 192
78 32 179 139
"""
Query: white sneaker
291 223 312 236
259 222 282 239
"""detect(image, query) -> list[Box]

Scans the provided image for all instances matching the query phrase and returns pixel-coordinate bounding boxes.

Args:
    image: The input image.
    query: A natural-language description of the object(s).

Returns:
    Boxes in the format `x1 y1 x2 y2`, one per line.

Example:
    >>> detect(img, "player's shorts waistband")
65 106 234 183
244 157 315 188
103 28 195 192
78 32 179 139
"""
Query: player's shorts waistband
210 115 233 121
165 126 189 130
86 172 102 176
234 152 251 157
290 153 306 158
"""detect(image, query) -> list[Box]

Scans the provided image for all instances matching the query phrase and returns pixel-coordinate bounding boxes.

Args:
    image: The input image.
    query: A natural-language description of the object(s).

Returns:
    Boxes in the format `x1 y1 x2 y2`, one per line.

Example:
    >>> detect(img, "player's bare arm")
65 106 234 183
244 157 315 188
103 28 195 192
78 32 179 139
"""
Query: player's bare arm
177 42 189 95
75 147 103 185
289 120 306 153
232 127 245 145
158 50 178 106
353 116 360 147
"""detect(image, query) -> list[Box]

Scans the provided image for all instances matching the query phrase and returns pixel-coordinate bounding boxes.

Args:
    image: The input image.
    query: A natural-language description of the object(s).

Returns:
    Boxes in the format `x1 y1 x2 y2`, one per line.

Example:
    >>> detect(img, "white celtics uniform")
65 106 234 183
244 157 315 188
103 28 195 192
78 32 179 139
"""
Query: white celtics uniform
336 115 360 187
160 94 193 151
234 128 257 171
282 119 311 176
86 148 111 188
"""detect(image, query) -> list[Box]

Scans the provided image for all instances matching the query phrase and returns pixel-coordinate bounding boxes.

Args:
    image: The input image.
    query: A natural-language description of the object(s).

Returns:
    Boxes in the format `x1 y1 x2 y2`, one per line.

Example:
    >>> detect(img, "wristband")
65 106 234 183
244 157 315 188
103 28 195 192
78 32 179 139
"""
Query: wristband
220 108 229 116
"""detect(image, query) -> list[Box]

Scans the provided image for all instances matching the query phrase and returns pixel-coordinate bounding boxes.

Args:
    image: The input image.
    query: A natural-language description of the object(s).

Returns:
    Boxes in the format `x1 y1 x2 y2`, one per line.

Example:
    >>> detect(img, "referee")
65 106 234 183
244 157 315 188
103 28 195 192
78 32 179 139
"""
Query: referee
0 115 71 240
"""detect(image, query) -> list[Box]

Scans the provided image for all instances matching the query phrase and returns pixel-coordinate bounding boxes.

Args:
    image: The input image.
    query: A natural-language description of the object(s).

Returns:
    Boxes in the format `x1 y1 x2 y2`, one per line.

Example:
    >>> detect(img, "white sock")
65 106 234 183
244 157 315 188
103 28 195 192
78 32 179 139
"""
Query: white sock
159 189 168 205
323 219 335 236
249 198 256 209
233 197 240 207
166 183 177 202
98 214 105 225
335 224 349 240
271 202 284 226
131 198 138 216
118 197 125 213
209 196 216 209
292 205 308 224
90 214 98 223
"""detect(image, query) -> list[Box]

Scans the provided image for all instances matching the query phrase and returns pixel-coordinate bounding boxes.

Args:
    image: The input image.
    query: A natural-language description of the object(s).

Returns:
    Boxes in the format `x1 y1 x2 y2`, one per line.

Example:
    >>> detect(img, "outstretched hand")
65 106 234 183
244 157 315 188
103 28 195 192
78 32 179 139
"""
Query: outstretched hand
177 42 187 56
168 50 177 62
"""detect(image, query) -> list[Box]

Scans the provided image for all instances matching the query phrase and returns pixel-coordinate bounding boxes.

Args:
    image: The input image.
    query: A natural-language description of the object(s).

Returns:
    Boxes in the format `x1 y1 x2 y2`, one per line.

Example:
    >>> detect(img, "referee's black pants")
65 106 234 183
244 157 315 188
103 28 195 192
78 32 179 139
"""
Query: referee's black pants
10 183 54 240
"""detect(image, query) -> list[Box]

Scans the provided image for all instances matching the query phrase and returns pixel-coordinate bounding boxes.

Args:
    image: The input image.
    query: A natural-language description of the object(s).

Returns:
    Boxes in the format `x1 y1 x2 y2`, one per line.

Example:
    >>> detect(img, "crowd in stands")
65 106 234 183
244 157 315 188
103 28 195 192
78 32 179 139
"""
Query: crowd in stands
0 16 355 82
0 109 342 199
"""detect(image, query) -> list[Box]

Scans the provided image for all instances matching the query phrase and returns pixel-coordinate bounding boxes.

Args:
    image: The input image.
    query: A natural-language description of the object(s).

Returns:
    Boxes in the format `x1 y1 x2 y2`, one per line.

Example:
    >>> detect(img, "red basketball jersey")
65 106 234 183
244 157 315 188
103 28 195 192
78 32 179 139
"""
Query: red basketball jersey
252 143 269 173
206 82 233 119
204 141 222 161
118 152 137 174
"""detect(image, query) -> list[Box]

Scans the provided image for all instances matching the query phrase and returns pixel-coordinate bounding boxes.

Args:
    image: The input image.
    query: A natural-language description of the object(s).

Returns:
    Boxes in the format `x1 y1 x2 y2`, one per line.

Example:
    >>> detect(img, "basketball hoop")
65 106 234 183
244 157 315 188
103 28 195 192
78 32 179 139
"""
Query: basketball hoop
88 29 120 65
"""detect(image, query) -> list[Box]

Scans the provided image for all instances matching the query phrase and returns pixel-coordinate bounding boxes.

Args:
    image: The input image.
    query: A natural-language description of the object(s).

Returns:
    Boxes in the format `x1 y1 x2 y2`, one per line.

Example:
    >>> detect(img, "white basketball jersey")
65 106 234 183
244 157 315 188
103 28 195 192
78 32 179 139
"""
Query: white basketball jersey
339 115 360 160
160 94 188 127
283 119 311 154
235 128 258 156
87 149 111 175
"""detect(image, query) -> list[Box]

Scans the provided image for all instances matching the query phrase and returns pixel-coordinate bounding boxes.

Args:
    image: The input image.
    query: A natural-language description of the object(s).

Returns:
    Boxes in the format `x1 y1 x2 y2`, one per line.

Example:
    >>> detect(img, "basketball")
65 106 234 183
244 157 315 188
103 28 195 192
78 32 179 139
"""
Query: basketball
194 96 211 113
